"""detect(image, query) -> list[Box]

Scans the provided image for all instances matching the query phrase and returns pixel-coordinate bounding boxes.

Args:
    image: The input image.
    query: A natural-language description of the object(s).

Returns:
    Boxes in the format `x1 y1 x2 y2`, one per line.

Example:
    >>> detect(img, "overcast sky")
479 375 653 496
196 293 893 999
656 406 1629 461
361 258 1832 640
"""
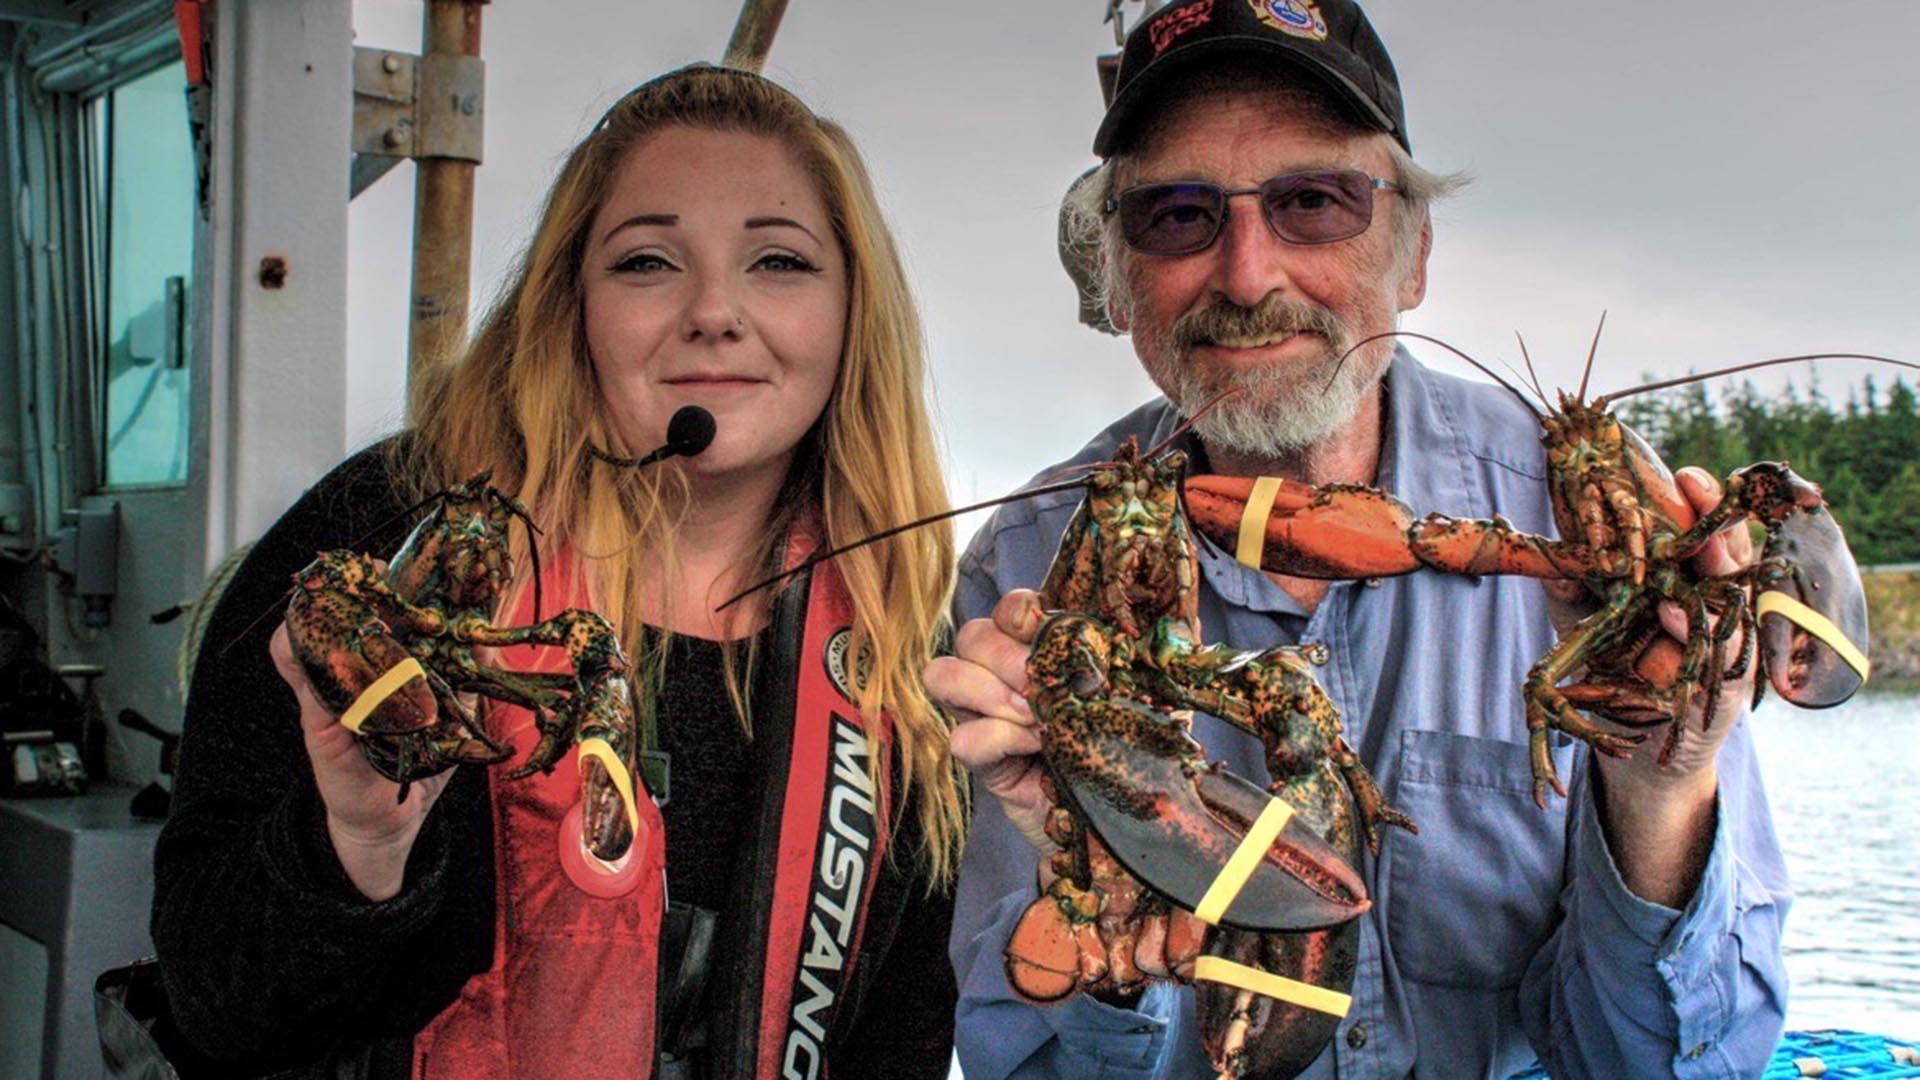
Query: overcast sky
345 0 1920 513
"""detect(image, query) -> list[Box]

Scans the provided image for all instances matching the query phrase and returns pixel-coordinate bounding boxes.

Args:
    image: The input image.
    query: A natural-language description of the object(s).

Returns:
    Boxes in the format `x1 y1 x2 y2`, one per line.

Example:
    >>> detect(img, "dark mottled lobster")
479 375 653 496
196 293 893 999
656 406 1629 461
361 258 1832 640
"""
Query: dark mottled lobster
999 439 1412 1079
282 472 641 865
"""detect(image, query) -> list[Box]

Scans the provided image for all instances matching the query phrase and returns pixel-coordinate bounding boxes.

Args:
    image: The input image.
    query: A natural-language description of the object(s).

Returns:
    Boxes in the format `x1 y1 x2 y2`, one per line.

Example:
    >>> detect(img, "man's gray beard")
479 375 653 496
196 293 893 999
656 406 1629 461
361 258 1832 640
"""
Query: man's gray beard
1159 352 1378 456
1137 296 1385 457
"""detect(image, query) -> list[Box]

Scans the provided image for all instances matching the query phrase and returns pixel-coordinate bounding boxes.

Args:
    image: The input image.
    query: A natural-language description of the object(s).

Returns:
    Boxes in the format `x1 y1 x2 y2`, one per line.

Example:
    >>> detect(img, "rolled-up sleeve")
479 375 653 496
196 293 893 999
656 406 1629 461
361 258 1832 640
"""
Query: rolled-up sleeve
1522 718 1791 1079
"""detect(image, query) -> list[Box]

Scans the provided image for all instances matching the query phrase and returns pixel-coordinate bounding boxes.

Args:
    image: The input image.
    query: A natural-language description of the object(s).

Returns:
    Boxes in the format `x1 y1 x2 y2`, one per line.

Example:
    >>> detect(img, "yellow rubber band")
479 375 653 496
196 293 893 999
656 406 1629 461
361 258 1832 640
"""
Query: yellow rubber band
1192 955 1352 1017
1193 796 1296 926
576 736 640 836
1757 590 1870 681
1235 477 1285 570
338 658 427 734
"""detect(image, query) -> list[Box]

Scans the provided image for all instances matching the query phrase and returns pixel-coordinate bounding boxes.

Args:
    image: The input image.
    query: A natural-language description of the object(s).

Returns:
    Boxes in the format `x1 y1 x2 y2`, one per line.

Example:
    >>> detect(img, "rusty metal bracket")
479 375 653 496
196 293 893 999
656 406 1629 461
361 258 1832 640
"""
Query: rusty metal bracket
350 45 484 198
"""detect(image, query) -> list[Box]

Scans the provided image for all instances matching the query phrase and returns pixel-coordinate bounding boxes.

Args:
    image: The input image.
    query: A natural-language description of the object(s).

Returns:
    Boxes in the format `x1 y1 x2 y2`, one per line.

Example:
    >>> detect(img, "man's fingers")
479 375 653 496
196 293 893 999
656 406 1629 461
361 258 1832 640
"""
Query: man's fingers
926 654 1034 725
1675 467 1752 574
952 614 1038 699
992 589 1047 645
1657 600 1689 643
949 715 1045 777
1656 599 1748 662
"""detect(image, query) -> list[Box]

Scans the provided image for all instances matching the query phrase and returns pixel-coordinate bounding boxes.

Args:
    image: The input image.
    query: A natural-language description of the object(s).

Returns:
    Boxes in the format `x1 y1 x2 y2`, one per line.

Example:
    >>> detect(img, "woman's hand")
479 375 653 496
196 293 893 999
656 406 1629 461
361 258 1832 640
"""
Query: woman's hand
270 622 449 901
927 590 1055 853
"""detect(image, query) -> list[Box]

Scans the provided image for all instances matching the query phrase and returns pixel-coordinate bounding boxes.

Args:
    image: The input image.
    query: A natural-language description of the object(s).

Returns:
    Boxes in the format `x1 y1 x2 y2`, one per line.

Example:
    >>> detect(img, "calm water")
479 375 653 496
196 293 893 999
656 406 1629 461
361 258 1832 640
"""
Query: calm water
1751 691 1920 1037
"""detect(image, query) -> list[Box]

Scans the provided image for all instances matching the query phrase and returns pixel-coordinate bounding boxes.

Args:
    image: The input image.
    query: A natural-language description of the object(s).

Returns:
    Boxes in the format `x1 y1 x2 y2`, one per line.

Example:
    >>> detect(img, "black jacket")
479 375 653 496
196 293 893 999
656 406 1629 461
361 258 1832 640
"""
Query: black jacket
151 442 956 1079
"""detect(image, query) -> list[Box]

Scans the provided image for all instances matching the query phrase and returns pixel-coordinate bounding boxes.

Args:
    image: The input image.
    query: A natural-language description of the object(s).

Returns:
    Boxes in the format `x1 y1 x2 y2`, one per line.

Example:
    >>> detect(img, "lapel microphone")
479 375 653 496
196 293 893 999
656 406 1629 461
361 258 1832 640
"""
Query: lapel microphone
588 406 717 468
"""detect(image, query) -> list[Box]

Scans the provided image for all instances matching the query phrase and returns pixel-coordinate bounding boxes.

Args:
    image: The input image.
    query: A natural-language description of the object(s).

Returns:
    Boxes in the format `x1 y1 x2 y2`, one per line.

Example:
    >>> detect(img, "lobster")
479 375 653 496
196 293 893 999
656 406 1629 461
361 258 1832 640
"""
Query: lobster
283 472 642 864
1000 437 1414 1080
1183 331 1898 806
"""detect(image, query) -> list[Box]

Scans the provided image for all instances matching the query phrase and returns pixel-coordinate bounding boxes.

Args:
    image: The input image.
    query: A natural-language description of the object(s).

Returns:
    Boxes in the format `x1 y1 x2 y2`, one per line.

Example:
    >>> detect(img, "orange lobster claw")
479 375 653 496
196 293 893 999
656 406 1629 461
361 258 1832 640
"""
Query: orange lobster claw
1183 475 1426 579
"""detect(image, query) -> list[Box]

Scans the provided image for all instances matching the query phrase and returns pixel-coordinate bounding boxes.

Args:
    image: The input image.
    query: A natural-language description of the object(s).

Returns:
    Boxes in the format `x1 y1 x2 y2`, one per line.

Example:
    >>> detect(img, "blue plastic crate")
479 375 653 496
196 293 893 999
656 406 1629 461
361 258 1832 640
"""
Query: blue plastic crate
1508 1029 1920 1079
1764 1031 1920 1079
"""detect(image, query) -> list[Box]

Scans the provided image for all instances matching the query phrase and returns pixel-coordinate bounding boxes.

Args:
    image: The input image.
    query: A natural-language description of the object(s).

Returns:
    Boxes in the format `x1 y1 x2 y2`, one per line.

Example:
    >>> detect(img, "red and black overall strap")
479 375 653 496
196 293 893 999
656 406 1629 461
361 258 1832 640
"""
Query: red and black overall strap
706 556 894 1080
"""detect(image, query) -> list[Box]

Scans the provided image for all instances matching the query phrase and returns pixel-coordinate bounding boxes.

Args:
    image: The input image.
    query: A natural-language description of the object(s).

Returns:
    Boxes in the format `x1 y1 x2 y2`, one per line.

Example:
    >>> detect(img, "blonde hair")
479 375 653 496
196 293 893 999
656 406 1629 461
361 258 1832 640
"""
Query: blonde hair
401 65 964 884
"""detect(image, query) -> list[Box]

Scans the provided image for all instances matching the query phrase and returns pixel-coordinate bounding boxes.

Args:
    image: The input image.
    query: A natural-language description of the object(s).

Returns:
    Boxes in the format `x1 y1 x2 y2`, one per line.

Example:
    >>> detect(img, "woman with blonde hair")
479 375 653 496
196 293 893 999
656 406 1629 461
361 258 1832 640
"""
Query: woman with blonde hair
152 64 963 1080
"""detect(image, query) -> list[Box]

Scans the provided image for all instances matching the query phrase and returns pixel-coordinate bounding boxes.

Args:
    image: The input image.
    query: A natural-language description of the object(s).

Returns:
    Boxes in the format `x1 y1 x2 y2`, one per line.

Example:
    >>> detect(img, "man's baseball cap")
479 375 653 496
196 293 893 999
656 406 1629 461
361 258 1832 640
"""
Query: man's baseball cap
1092 0 1408 157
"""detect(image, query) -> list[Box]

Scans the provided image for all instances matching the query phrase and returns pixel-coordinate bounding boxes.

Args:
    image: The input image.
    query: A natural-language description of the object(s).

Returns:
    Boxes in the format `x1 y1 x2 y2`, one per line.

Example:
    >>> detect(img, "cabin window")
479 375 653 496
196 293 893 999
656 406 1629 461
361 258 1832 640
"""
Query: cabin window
91 60 194 488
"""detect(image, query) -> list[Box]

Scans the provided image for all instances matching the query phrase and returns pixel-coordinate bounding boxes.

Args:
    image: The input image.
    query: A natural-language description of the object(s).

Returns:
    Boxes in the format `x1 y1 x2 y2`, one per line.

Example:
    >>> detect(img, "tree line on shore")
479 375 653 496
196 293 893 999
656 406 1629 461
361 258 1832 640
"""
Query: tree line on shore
1617 375 1920 566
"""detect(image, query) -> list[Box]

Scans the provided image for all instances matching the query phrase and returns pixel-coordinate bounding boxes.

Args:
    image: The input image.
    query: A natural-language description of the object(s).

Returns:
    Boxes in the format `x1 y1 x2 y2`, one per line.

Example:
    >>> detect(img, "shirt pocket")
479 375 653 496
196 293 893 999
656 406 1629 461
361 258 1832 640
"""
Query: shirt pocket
1386 729 1574 989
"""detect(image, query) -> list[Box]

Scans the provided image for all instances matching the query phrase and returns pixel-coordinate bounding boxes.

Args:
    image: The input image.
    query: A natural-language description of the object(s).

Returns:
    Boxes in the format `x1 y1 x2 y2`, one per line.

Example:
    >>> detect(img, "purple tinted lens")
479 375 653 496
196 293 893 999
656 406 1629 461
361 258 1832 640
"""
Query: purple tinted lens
1260 171 1374 244
1116 183 1226 255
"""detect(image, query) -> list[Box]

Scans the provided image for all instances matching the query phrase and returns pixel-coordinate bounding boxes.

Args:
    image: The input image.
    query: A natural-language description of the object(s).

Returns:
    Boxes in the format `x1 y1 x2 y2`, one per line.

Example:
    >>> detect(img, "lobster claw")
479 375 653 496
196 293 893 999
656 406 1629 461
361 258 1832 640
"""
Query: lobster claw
1050 697 1368 934
1758 506 1870 707
1182 475 1426 579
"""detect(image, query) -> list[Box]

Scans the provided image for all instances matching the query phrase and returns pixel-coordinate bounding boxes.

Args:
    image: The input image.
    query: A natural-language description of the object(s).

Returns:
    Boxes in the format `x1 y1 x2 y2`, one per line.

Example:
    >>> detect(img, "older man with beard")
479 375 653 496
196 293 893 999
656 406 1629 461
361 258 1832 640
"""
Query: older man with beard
929 2 1792 1078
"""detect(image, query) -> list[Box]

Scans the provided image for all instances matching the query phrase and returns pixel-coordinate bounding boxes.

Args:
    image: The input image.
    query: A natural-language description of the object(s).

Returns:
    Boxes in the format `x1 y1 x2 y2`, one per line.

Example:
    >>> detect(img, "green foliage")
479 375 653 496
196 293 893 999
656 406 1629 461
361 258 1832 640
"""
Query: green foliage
1624 376 1920 564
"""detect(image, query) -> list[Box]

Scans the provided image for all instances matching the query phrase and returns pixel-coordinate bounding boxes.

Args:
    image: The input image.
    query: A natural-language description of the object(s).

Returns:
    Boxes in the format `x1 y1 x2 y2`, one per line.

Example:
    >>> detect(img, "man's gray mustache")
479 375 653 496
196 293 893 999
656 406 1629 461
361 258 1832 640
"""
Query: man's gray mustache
1170 299 1347 350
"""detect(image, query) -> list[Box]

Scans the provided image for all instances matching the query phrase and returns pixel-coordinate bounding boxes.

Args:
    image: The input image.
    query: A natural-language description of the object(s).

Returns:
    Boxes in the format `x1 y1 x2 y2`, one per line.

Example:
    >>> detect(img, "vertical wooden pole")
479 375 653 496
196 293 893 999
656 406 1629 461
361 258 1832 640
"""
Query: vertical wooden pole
722 0 790 73
408 0 484 396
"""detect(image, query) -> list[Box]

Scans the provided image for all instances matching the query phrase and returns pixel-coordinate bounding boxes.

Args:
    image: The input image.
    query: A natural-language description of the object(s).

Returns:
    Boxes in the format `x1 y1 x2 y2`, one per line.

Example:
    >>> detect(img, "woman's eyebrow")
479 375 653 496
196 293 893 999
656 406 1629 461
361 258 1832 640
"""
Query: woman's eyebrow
746 216 820 242
600 212 678 246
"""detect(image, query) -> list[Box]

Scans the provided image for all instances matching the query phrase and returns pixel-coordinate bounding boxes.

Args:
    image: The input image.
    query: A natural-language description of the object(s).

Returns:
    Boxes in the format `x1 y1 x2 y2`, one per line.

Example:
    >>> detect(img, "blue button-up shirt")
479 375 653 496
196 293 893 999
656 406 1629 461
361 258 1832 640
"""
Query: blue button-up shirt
948 351 1791 1079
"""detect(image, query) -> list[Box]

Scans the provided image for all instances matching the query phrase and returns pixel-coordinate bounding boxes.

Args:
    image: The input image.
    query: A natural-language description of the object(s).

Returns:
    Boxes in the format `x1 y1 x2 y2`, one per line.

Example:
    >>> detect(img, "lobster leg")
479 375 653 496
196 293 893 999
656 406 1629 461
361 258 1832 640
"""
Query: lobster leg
1146 628 1414 856
1329 738 1417 854
456 609 639 860
1521 597 1653 806
1645 580 1751 766
1038 501 1098 612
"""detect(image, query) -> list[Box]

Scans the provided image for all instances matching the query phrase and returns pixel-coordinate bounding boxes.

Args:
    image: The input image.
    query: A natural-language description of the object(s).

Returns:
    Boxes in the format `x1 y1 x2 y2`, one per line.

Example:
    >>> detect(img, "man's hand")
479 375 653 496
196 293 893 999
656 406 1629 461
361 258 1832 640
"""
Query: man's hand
1590 466 1757 907
1601 467 1758 790
927 590 1055 852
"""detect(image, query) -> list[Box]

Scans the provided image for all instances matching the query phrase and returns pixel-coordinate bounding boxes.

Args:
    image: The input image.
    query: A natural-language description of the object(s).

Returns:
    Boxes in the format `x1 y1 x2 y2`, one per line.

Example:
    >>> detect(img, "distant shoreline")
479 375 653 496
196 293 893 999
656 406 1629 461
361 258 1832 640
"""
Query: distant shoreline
1863 568 1920 687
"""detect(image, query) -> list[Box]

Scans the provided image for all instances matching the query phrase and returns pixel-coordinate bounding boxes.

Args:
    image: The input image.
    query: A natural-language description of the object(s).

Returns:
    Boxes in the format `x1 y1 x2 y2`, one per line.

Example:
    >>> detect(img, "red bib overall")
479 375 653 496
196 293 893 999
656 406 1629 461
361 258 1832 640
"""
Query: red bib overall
411 537 892 1080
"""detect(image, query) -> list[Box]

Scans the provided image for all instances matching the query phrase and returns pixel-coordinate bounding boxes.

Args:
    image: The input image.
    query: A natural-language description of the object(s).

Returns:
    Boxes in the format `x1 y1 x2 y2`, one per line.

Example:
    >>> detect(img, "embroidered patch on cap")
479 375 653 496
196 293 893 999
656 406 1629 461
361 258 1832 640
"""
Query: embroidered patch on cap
1151 0 1217 55
1247 0 1328 40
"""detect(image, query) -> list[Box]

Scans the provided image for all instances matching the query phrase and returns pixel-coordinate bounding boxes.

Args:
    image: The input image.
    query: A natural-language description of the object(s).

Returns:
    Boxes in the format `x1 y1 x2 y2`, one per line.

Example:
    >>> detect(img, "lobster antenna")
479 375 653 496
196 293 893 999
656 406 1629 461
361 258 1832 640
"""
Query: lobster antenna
1605 353 1920 403
1340 331 1543 419
502 498 546 624
1494 354 1546 411
1576 310 1607 403
1139 386 1242 461
714 476 1096 611
1514 332 1550 406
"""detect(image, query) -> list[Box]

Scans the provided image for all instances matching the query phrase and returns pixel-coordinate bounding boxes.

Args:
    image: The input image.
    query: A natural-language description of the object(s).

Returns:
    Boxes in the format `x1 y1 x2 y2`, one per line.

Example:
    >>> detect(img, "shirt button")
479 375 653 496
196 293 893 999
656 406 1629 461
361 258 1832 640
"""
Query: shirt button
1346 1024 1368 1050
1685 1042 1709 1060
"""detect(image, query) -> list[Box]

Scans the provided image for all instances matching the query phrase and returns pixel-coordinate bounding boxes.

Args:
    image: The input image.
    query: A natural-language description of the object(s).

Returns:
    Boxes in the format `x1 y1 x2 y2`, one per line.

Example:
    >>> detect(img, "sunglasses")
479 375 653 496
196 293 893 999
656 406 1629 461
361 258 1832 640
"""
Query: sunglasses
1106 169 1401 255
